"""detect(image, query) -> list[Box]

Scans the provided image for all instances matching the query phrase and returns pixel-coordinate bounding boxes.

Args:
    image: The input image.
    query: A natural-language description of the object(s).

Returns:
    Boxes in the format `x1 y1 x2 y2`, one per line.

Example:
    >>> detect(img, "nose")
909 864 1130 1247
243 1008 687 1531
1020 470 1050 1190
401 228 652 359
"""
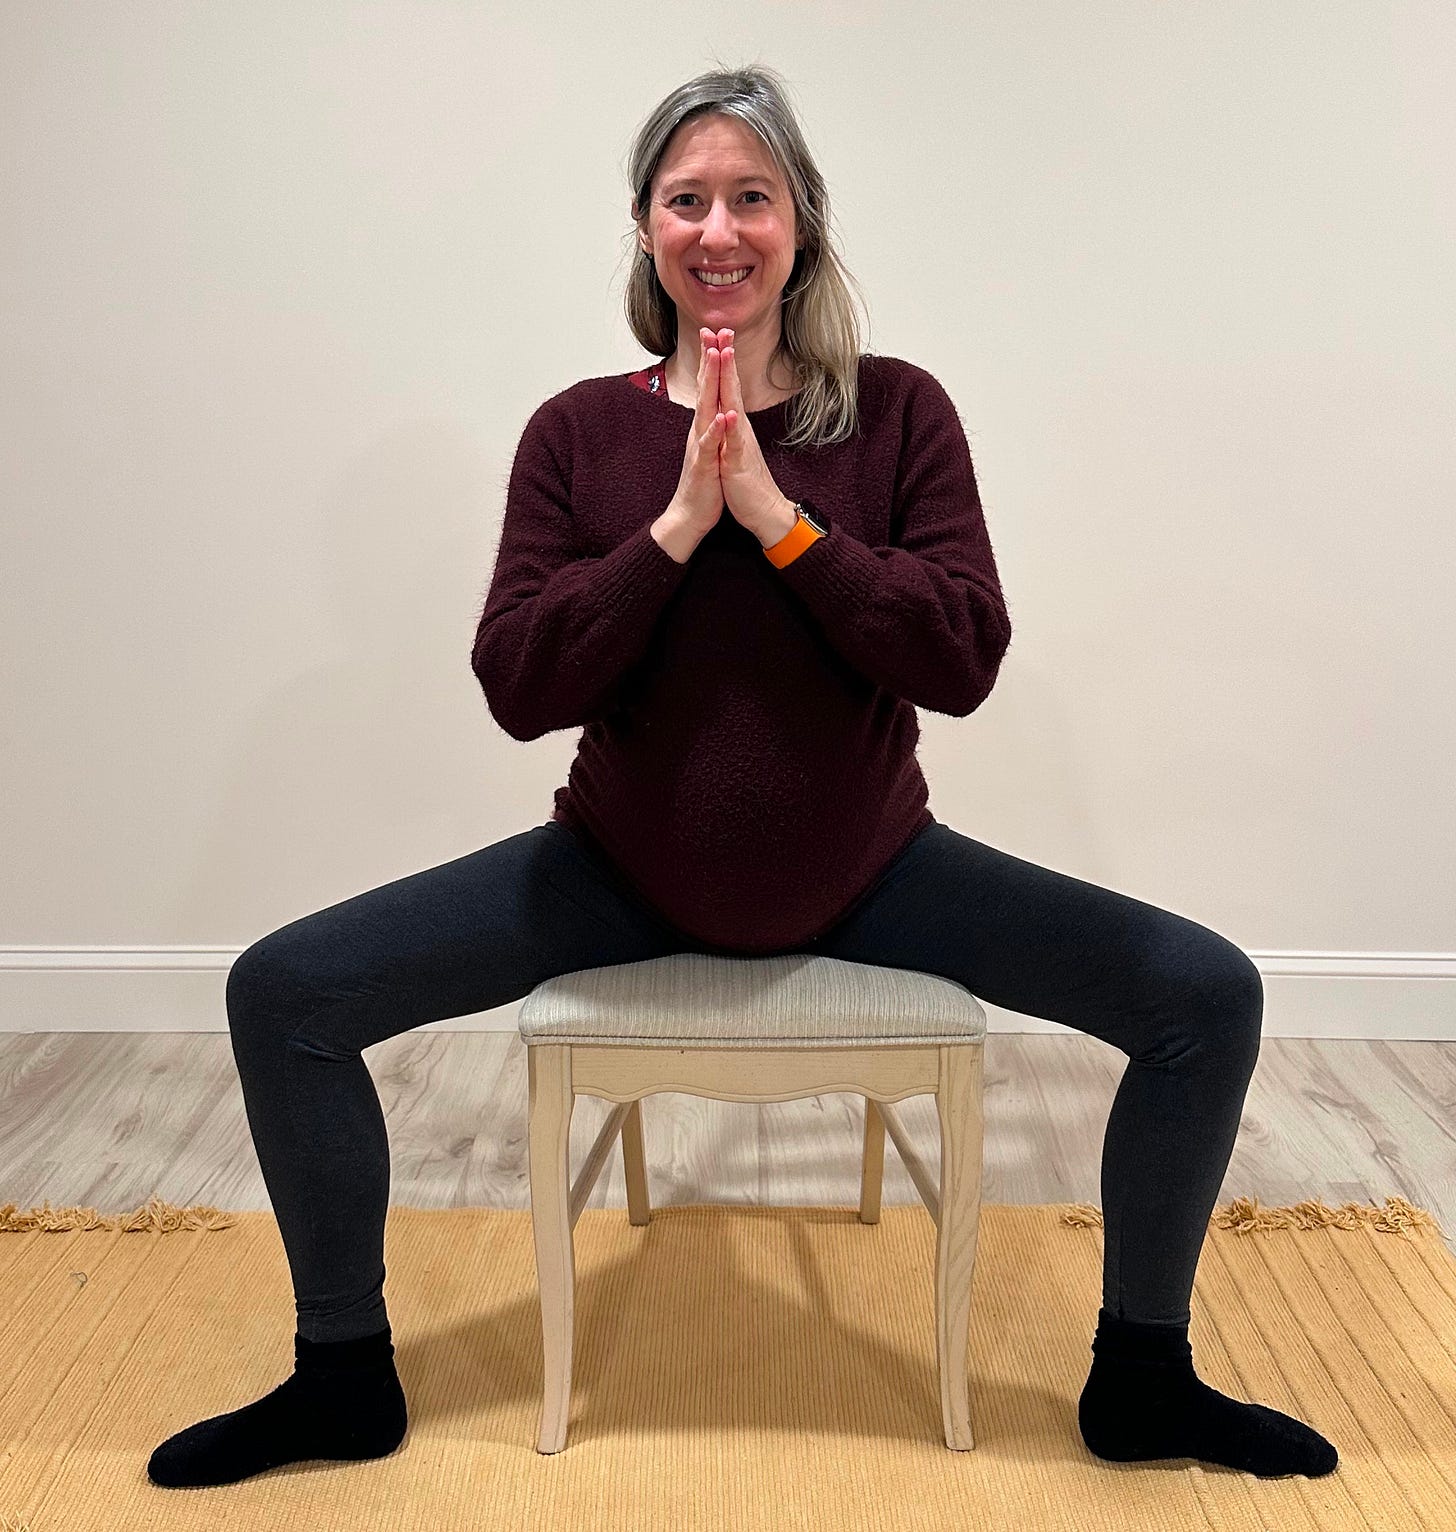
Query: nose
700 198 745 247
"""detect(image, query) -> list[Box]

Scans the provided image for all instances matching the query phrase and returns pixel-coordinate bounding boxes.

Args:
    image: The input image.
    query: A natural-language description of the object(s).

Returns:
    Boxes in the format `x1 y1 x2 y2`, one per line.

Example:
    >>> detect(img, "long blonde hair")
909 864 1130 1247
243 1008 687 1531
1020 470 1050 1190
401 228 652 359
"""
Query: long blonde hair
622 61 871 450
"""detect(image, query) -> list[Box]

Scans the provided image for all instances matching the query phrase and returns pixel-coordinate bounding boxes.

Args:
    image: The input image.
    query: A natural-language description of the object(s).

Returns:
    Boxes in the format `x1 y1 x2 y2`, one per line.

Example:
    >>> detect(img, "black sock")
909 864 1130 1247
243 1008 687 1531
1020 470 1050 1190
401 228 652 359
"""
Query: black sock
1077 1308 1338 1479
147 1324 407 1488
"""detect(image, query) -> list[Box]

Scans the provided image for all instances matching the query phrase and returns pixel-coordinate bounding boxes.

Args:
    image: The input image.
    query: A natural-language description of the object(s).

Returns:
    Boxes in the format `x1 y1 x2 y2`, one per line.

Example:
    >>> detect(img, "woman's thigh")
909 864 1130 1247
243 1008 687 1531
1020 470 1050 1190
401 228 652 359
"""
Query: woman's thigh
806 821 1263 1068
225 820 691 1056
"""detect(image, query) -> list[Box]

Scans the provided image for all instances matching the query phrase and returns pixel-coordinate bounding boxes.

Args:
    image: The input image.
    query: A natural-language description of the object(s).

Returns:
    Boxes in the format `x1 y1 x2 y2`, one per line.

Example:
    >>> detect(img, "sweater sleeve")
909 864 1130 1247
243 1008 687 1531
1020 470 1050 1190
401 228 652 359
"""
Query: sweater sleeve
773 368 1012 717
470 397 690 742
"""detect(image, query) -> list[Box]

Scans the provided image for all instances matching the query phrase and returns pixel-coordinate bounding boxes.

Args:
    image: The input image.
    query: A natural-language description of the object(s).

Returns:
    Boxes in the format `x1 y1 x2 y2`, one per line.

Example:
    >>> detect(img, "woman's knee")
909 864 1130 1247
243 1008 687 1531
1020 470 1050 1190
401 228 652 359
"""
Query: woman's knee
225 929 330 1034
1139 926 1264 1071
1199 933 1263 1028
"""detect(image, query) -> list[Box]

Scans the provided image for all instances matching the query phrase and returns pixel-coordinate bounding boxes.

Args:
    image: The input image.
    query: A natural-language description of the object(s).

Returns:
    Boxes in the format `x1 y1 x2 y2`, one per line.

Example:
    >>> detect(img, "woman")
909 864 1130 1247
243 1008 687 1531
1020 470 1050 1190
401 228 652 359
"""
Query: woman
148 64 1337 1488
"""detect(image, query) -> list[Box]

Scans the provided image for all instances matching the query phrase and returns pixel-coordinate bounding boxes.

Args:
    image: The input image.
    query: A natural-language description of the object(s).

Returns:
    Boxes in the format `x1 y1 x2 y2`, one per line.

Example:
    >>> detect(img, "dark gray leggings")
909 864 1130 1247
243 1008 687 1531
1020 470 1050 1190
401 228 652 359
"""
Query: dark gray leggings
225 817 1263 1343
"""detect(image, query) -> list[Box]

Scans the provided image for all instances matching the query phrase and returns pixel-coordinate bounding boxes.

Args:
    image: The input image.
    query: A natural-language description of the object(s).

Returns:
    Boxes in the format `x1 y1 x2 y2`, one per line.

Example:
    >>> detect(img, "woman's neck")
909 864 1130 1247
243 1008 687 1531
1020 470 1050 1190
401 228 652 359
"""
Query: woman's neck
663 351 799 412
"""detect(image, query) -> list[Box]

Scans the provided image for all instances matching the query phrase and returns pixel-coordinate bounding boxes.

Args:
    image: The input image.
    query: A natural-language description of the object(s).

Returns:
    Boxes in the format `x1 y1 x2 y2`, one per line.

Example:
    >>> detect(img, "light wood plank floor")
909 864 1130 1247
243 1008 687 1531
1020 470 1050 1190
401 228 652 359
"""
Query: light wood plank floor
2 1033 1453 1269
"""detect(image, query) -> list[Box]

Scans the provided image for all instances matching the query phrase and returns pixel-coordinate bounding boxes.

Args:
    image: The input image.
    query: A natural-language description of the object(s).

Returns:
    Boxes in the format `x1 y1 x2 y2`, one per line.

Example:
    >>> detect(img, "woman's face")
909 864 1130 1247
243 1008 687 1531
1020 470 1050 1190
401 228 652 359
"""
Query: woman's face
636 114 799 341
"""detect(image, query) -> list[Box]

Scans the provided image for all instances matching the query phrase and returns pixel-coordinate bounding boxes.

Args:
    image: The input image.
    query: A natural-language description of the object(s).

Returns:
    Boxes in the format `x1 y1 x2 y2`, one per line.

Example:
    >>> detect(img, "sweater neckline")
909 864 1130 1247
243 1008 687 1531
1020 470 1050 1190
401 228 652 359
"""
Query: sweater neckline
625 359 801 420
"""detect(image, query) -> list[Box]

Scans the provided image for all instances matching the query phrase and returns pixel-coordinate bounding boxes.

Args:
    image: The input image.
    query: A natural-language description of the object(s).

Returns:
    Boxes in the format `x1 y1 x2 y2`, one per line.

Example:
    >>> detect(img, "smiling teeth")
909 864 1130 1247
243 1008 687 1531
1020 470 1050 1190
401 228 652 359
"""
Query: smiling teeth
693 267 751 285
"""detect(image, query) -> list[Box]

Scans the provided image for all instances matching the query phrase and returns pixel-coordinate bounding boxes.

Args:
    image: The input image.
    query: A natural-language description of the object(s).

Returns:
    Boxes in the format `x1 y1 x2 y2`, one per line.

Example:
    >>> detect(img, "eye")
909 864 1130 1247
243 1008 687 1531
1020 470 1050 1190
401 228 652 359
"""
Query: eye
669 191 768 206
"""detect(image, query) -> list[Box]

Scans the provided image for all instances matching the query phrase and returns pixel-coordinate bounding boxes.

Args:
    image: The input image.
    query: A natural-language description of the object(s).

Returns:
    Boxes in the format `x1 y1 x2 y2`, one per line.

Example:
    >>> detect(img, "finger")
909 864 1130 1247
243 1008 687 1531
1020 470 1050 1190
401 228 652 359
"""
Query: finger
722 344 736 410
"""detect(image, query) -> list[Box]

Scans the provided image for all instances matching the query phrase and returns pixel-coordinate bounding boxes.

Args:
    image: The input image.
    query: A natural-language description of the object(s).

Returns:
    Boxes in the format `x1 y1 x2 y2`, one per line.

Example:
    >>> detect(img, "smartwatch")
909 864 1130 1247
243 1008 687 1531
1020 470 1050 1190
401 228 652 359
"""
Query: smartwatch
763 497 830 568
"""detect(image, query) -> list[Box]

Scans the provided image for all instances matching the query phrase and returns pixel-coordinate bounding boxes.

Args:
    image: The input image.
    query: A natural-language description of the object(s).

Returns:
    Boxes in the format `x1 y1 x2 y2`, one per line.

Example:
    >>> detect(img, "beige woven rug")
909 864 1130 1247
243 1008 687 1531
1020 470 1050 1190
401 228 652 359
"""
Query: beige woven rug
2 1193 1453 1530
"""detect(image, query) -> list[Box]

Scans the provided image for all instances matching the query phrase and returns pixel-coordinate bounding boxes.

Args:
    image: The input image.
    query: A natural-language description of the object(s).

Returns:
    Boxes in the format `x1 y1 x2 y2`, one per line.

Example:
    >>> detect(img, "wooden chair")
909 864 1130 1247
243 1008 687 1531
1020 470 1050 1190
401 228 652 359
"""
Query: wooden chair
519 951 987 1453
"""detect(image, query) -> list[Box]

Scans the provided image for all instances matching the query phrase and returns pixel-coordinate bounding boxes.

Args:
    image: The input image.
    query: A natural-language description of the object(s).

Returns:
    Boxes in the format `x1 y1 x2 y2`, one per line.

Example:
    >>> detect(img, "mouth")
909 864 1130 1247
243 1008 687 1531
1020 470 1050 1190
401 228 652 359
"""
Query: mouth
690 265 754 289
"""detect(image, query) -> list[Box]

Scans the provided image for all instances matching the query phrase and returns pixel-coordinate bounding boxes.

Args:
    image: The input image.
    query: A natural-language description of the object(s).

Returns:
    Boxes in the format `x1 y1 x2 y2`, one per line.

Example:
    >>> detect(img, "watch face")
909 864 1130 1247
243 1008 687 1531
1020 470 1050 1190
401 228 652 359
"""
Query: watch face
797 498 829 535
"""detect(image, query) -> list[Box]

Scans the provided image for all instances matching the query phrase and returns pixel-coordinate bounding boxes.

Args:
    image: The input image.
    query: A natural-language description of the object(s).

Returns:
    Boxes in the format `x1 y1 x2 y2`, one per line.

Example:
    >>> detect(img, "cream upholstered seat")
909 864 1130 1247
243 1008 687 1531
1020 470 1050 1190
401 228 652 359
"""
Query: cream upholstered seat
519 951 988 1453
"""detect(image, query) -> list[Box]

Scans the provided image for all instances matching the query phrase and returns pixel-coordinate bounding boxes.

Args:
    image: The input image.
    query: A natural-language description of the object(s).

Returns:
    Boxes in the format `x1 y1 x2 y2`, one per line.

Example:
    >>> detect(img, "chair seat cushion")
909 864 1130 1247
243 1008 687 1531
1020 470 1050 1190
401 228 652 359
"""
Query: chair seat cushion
517 953 987 1048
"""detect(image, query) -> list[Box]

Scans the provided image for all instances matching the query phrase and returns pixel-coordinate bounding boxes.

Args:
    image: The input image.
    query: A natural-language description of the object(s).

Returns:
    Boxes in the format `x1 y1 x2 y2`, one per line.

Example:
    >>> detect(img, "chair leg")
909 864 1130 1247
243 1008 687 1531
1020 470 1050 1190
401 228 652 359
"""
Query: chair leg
935 1044 984 1450
621 1098 651 1226
859 1095 885 1223
528 1044 575 1454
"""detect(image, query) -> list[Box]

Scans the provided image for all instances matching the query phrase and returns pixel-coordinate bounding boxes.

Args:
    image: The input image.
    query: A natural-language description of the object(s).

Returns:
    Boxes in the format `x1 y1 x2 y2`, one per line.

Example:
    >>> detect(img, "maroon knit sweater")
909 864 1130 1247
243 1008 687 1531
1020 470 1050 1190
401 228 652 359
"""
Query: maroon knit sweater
471 352 1012 953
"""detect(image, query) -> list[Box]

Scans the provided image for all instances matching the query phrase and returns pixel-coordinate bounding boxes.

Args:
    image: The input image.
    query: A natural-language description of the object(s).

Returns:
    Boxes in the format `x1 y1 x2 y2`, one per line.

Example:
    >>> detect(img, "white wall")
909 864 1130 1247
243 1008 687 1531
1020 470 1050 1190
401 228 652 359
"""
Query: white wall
3 5 1451 1038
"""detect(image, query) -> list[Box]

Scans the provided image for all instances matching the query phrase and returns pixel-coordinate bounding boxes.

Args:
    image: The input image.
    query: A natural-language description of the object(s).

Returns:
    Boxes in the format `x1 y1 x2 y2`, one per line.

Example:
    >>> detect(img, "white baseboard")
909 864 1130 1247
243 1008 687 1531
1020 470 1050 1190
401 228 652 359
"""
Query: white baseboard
0 949 1451 1040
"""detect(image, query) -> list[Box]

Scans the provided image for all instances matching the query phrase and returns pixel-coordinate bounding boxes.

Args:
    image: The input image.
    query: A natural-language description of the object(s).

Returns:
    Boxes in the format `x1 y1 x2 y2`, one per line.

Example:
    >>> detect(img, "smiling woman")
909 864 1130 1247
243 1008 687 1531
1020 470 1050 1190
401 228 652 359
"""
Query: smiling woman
623 62 871 450
141 55 1339 1498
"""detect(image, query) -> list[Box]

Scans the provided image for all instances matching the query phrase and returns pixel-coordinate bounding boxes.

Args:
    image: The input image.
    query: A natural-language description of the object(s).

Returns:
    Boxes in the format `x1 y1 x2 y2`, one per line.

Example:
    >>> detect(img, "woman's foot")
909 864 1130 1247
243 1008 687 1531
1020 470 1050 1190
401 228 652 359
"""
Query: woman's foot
1077 1308 1338 1479
147 1325 407 1487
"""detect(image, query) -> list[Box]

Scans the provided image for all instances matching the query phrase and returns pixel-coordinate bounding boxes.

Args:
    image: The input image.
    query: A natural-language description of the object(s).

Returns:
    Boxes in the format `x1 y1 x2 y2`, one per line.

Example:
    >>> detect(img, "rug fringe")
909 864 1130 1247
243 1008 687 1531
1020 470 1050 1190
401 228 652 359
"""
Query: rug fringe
1060 1193 1444 1238
0 1195 238 1232
0 1192 1443 1238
